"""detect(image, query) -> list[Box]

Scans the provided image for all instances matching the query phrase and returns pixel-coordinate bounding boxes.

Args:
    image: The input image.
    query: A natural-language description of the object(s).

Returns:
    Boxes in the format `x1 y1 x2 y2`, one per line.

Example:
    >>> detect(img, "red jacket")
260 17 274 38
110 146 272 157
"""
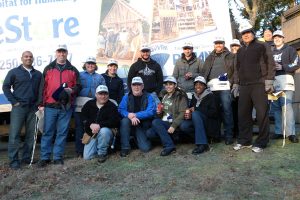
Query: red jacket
40 60 81 106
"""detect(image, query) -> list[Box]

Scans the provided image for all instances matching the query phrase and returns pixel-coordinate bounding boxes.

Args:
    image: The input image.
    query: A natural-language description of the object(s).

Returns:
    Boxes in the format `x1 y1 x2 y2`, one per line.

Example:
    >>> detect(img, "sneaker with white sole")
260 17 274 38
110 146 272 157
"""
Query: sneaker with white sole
251 146 263 153
233 143 252 151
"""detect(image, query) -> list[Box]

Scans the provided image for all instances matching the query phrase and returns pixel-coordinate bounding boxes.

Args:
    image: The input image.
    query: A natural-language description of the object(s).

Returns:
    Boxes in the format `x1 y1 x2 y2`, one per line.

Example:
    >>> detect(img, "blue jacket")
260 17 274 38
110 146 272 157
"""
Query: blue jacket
79 71 106 98
3 65 42 106
118 92 155 120
102 71 124 104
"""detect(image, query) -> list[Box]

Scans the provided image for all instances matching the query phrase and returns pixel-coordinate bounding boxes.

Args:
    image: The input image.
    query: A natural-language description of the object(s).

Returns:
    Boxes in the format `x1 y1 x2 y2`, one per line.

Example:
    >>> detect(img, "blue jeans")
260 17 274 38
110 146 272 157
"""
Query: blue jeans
120 118 152 152
213 90 233 139
83 127 113 160
40 107 73 160
146 119 175 150
272 91 295 136
180 111 208 144
74 112 84 154
8 105 36 165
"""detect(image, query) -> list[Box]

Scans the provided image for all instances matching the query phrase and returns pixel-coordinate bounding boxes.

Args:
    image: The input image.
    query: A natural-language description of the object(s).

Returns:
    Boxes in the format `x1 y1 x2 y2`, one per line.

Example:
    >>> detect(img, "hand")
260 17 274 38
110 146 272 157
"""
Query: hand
184 109 192 120
231 84 239 98
156 109 162 115
13 102 20 107
190 107 195 112
64 87 73 94
128 113 136 120
90 123 100 134
265 80 274 94
275 63 282 70
185 72 192 80
168 127 175 134
131 117 140 126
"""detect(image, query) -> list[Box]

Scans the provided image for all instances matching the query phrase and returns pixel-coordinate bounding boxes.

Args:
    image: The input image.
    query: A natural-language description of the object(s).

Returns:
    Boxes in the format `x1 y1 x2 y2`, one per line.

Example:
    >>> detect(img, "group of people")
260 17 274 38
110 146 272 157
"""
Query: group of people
3 23 300 170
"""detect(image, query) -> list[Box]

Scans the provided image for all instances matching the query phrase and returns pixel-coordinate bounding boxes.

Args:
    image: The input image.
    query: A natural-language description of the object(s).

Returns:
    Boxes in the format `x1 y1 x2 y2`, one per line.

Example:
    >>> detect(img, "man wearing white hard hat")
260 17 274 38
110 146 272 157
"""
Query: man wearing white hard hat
233 22 275 153
270 30 300 143
101 59 124 104
180 76 221 154
38 44 81 167
173 42 203 92
118 76 155 157
127 44 163 105
73 56 106 158
202 36 235 145
81 85 120 163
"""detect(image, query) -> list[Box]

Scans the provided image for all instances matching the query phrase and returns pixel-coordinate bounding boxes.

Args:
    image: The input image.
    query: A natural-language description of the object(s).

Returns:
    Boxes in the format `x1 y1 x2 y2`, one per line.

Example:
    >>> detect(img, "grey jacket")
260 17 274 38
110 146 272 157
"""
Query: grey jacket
172 53 203 92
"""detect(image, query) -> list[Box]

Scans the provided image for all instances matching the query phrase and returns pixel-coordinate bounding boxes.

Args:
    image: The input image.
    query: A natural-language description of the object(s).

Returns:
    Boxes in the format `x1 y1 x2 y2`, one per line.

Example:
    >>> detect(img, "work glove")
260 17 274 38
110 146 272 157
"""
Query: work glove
231 84 239 98
265 80 274 94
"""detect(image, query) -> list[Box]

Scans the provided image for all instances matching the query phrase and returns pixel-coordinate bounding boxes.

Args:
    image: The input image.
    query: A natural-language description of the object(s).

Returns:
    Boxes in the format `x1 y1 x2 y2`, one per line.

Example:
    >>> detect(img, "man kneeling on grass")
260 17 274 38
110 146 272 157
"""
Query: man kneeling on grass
81 85 120 163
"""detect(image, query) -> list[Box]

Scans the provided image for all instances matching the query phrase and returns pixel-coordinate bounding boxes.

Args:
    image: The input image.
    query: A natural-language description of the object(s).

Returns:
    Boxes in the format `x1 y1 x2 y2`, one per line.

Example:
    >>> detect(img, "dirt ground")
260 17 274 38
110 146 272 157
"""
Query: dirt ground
1 133 300 200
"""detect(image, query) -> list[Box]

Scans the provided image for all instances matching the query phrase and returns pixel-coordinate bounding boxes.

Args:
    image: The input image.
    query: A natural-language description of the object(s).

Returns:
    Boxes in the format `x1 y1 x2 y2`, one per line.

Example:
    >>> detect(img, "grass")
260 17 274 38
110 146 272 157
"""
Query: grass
0 138 300 200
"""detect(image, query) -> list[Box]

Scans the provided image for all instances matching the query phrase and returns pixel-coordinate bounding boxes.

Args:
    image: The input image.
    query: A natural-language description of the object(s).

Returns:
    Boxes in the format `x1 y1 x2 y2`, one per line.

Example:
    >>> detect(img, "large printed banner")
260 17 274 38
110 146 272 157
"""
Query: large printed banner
0 0 232 111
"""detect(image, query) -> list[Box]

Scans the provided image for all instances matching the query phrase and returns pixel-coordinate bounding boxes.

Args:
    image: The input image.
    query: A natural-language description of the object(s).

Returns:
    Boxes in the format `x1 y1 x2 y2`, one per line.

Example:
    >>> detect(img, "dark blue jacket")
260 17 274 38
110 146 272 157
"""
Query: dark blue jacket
102 71 124 104
118 92 155 120
3 65 42 106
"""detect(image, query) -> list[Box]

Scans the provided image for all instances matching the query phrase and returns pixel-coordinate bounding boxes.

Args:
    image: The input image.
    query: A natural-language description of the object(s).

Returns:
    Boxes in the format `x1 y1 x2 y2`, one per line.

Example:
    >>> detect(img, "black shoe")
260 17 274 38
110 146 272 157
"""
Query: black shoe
288 135 299 143
120 149 130 157
76 153 83 158
37 159 51 168
9 161 20 170
53 159 64 165
97 154 108 163
192 144 209 155
225 138 234 145
270 134 283 139
160 148 176 156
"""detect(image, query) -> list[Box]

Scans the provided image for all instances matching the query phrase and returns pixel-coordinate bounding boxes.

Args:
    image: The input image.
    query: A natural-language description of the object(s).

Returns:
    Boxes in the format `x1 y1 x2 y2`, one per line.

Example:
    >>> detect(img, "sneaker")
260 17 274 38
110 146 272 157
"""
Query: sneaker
160 148 176 156
288 135 299 143
120 149 130 157
270 134 283 139
97 154 108 163
251 146 263 153
233 144 252 151
37 159 51 168
53 159 64 165
192 144 209 155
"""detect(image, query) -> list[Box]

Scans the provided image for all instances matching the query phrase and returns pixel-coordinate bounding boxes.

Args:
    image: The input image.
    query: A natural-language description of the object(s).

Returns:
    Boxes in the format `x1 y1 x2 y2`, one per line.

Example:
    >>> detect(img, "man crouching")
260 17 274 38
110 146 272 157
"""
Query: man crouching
81 85 120 163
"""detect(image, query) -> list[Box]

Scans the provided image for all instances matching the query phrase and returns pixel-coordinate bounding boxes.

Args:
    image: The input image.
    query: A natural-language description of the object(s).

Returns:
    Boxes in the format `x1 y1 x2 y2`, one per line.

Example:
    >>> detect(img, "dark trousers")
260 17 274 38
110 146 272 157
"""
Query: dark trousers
238 84 269 148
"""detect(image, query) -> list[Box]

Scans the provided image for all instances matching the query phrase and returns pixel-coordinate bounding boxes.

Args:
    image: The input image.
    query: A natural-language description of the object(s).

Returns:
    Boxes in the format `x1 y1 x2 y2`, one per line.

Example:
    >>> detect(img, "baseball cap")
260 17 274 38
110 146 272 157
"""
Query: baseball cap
230 39 241 46
107 59 118 66
239 22 254 34
214 37 225 44
85 56 96 64
273 30 284 38
56 44 68 51
140 44 151 51
182 42 193 49
131 77 143 84
95 85 109 94
194 76 206 85
163 76 177 84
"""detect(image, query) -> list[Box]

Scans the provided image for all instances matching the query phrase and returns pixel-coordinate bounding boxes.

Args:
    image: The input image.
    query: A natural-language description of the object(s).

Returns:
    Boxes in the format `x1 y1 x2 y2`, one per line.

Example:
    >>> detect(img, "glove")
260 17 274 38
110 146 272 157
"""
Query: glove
265 80 274 93
231 84 239 98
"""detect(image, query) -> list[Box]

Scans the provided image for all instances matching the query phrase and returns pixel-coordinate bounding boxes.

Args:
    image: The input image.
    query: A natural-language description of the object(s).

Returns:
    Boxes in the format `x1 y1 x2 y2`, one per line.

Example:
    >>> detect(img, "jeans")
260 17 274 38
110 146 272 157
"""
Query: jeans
74 112 84 154
180 111 208 144
120 118 152 152
8 105 36 165
272 90 295 136
40 107 73 160
146 119 175 150
213 90 233 139
83 127 113 160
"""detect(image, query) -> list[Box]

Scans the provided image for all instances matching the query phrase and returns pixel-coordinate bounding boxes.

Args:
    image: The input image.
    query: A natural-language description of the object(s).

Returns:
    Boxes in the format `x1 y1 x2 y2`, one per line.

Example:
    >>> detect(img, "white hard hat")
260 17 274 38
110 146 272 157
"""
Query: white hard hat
131 77 144 84
56 44 68 51
273 30 284 38
214 37 225 43
194 76 206 85
230 39 241 46
140 44 151 51
182 42 193 48
239 22 253 34
85 56 96 63
96 85 109 94
107 59 118 66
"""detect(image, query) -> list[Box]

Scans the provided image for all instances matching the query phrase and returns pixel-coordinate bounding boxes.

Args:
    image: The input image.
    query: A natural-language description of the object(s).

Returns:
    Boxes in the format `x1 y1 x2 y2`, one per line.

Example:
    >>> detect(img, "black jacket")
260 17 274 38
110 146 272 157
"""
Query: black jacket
127 58 163 94
234 38 275 85
3 65 42 107
81 99 120 136
102 71 124 104
190 90 221 139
